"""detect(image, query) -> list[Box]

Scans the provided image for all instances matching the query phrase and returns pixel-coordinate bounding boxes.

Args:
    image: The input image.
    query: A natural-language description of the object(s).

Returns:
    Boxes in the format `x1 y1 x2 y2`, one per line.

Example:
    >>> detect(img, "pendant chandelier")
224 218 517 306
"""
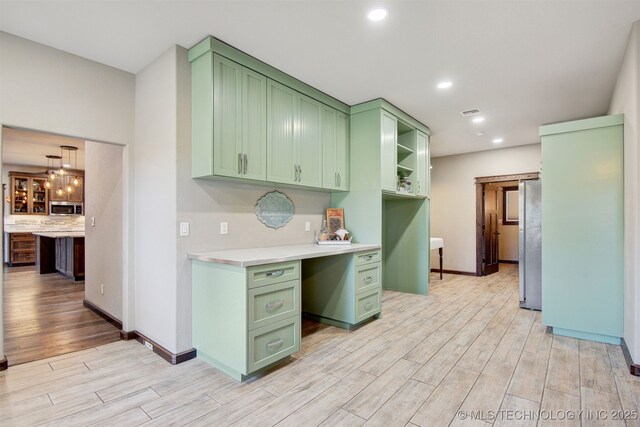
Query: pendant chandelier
45 145 80 196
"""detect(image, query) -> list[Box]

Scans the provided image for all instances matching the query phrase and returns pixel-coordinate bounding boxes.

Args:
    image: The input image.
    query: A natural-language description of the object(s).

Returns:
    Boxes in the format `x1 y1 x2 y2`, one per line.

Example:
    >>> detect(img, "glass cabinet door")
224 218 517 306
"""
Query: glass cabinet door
12 177 29 214
32 177 48 214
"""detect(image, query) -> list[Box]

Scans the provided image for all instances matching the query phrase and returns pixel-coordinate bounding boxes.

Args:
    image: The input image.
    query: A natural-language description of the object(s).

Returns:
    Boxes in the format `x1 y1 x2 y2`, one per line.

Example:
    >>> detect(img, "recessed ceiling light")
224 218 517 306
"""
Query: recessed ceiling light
493 138 503 144
476 131 485 136
437 81 452 89
367 8 388 21
472 117 485 124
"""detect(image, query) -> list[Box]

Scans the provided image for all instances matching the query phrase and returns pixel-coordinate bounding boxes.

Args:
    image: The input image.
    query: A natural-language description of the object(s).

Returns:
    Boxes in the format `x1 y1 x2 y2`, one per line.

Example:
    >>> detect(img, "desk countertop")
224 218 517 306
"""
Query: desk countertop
32 231 86 238
188 243 381 267
430 237 444 250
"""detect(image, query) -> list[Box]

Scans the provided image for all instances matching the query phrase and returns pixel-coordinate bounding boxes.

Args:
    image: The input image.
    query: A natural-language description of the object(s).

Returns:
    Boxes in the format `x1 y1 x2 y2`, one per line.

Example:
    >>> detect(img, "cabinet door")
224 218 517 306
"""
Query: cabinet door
296 94 323 187
381 111 397 192
242 67 267 181
12 176 29 214
213 54 243 178
31 177 49 213
267 79 297 184
322 108 348 191
335 112 349 190
321 107 337 190
415 131 429 197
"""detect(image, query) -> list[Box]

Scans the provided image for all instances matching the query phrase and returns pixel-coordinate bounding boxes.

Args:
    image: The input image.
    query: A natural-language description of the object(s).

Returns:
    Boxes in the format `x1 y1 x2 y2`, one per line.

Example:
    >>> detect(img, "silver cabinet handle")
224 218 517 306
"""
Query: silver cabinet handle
243 154 248 175
338 173 341 187
266 269 285 278
335 172 337 187
294 164 298 181
238 153 242 174
364 276 373 283
364 302 373 310
298 165 302 181
265 337 285 352
265 299 285 313
365 255 373 260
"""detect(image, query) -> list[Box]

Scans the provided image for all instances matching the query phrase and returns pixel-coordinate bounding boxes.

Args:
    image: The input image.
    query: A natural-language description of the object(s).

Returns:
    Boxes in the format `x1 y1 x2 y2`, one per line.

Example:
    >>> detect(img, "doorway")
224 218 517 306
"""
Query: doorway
475 172 540 276
1 126 125 366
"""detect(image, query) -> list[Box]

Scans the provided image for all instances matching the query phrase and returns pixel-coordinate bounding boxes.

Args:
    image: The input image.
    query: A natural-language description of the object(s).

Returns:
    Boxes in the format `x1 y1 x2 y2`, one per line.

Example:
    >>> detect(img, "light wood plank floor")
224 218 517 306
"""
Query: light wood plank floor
2 264 639 426
3 265 121 366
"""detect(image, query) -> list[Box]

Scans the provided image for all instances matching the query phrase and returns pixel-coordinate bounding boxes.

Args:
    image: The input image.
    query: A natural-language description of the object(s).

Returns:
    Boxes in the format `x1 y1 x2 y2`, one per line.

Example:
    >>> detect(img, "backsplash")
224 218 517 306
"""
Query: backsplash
4 215 85 232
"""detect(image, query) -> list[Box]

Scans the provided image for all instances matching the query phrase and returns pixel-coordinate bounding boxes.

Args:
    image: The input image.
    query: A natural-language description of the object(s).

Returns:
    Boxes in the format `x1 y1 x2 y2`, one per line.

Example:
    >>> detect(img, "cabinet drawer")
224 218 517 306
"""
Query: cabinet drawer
356 263 381 294
356 290 381 323
248 261 299 289
248 280 300 330
248 316 300 372
11 233 35 242
355 250 381 266
12 252 35 263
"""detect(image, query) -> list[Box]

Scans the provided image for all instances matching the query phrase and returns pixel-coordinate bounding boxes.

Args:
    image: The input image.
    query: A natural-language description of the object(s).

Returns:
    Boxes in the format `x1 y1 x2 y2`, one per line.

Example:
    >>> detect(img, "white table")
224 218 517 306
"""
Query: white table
430 237 444 279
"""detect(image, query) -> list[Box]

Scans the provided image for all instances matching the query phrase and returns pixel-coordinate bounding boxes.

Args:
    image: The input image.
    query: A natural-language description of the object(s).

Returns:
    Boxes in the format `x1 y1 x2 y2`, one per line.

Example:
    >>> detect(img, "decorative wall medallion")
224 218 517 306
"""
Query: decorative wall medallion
255 191 295 229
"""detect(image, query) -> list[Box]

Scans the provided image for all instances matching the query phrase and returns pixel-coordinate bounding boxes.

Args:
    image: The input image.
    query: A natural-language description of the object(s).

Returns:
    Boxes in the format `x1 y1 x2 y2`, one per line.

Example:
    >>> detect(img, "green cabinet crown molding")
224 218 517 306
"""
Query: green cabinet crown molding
350 98 431 136
539 114 624 136
189 36 350 114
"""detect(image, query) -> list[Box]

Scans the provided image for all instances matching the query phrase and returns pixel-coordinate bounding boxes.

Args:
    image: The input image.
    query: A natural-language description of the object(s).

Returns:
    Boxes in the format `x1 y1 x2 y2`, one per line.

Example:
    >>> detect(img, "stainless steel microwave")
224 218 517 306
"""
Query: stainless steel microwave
50 201 83 216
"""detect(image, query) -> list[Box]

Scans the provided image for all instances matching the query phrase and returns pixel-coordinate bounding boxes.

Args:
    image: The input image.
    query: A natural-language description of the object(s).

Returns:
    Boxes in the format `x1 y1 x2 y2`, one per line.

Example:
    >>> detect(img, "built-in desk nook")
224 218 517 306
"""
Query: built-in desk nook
188 243 381 381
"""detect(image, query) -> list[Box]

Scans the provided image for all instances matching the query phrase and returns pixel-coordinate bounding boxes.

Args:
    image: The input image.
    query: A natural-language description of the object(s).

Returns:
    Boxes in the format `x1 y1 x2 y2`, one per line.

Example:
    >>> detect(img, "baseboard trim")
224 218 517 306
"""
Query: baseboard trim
498 260 519 264
120 330 138 341
0 356 7 371
83 299 122 330
621 338 640 377
430 268 476 277
133 331 197 365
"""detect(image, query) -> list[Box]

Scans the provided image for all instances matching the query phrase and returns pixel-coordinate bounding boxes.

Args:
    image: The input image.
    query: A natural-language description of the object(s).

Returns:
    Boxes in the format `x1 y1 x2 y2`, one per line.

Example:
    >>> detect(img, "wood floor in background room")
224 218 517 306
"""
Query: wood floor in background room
2 264 639 426
3 265 121 366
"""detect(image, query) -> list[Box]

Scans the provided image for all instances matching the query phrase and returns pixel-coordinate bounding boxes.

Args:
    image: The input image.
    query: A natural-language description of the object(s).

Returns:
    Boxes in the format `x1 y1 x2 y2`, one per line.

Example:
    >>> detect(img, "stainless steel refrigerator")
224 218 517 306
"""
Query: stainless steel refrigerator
519 179 542 310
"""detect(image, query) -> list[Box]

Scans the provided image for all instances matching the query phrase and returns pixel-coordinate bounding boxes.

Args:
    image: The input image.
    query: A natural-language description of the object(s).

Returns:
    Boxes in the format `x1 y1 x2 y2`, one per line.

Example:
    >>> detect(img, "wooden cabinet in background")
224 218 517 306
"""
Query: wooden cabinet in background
49 175 84 203
9 233 36 266
10 173 49 215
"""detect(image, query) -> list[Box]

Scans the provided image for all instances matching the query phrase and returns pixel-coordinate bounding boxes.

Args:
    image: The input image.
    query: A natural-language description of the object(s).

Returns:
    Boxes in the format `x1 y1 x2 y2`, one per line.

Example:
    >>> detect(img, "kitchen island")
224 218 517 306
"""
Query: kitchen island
34 231 85 280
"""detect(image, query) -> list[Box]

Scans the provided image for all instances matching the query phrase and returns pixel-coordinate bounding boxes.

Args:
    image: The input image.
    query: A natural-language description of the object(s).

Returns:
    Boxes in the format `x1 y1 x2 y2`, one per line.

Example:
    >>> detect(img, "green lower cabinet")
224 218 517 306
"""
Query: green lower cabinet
301 250 382 328
192 260 301 381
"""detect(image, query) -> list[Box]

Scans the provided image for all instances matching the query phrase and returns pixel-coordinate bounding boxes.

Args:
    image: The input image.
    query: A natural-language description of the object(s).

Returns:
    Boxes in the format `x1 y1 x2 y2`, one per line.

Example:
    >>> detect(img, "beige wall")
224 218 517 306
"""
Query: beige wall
430 144 541 273
84 141 124 320
0 32 135 361
609 21 640 363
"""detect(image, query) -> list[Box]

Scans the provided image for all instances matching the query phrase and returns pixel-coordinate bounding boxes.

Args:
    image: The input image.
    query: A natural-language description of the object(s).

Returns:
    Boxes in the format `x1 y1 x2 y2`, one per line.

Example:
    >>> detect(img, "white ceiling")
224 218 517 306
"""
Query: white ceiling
2 127 85 170
1 1 639 157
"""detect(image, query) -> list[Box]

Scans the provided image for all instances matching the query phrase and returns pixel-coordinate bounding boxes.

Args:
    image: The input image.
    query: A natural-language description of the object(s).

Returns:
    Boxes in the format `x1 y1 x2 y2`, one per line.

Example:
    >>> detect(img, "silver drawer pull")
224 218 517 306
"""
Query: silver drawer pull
364 255 373 260
265 269 285 278
265 299 285 313
364 276 373 283
364 302 374 310
237 153 243 174
265 337 285 352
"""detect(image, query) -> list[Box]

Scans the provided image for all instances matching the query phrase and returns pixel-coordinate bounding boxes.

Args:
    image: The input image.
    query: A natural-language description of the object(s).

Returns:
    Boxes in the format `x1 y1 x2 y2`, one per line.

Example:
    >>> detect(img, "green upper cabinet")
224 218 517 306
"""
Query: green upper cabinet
415 131 430 197
322 107 349 191
381 111 398 192
189 36 350 190
296 94 323 187
193 53 266 181
213 55 266 181
266 79 297 184
267 80 323 188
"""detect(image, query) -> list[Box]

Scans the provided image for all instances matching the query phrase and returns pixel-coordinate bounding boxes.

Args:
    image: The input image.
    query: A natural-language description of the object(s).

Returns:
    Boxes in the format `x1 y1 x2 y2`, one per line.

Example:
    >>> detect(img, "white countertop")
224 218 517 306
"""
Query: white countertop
32 231 86 238
430 237 444 250
188 243 382 267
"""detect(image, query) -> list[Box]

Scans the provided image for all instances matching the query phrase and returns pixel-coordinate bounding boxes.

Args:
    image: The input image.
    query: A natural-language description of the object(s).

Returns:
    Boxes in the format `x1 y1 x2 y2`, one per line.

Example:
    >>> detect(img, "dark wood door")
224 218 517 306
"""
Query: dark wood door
483 186 500 275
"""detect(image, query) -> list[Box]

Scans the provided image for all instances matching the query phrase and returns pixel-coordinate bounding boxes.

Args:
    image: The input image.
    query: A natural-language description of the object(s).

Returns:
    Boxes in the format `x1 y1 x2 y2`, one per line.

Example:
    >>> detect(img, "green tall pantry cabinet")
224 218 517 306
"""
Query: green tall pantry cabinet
540 114 623 344
332 99 431 295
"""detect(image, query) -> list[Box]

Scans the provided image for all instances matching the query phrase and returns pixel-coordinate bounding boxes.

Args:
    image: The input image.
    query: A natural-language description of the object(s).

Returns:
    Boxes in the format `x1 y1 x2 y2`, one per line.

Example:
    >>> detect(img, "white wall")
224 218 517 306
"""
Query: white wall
0 32 135 361
430 144 541 273
609 21 640 364
84 141 124 320
134 46 179 352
